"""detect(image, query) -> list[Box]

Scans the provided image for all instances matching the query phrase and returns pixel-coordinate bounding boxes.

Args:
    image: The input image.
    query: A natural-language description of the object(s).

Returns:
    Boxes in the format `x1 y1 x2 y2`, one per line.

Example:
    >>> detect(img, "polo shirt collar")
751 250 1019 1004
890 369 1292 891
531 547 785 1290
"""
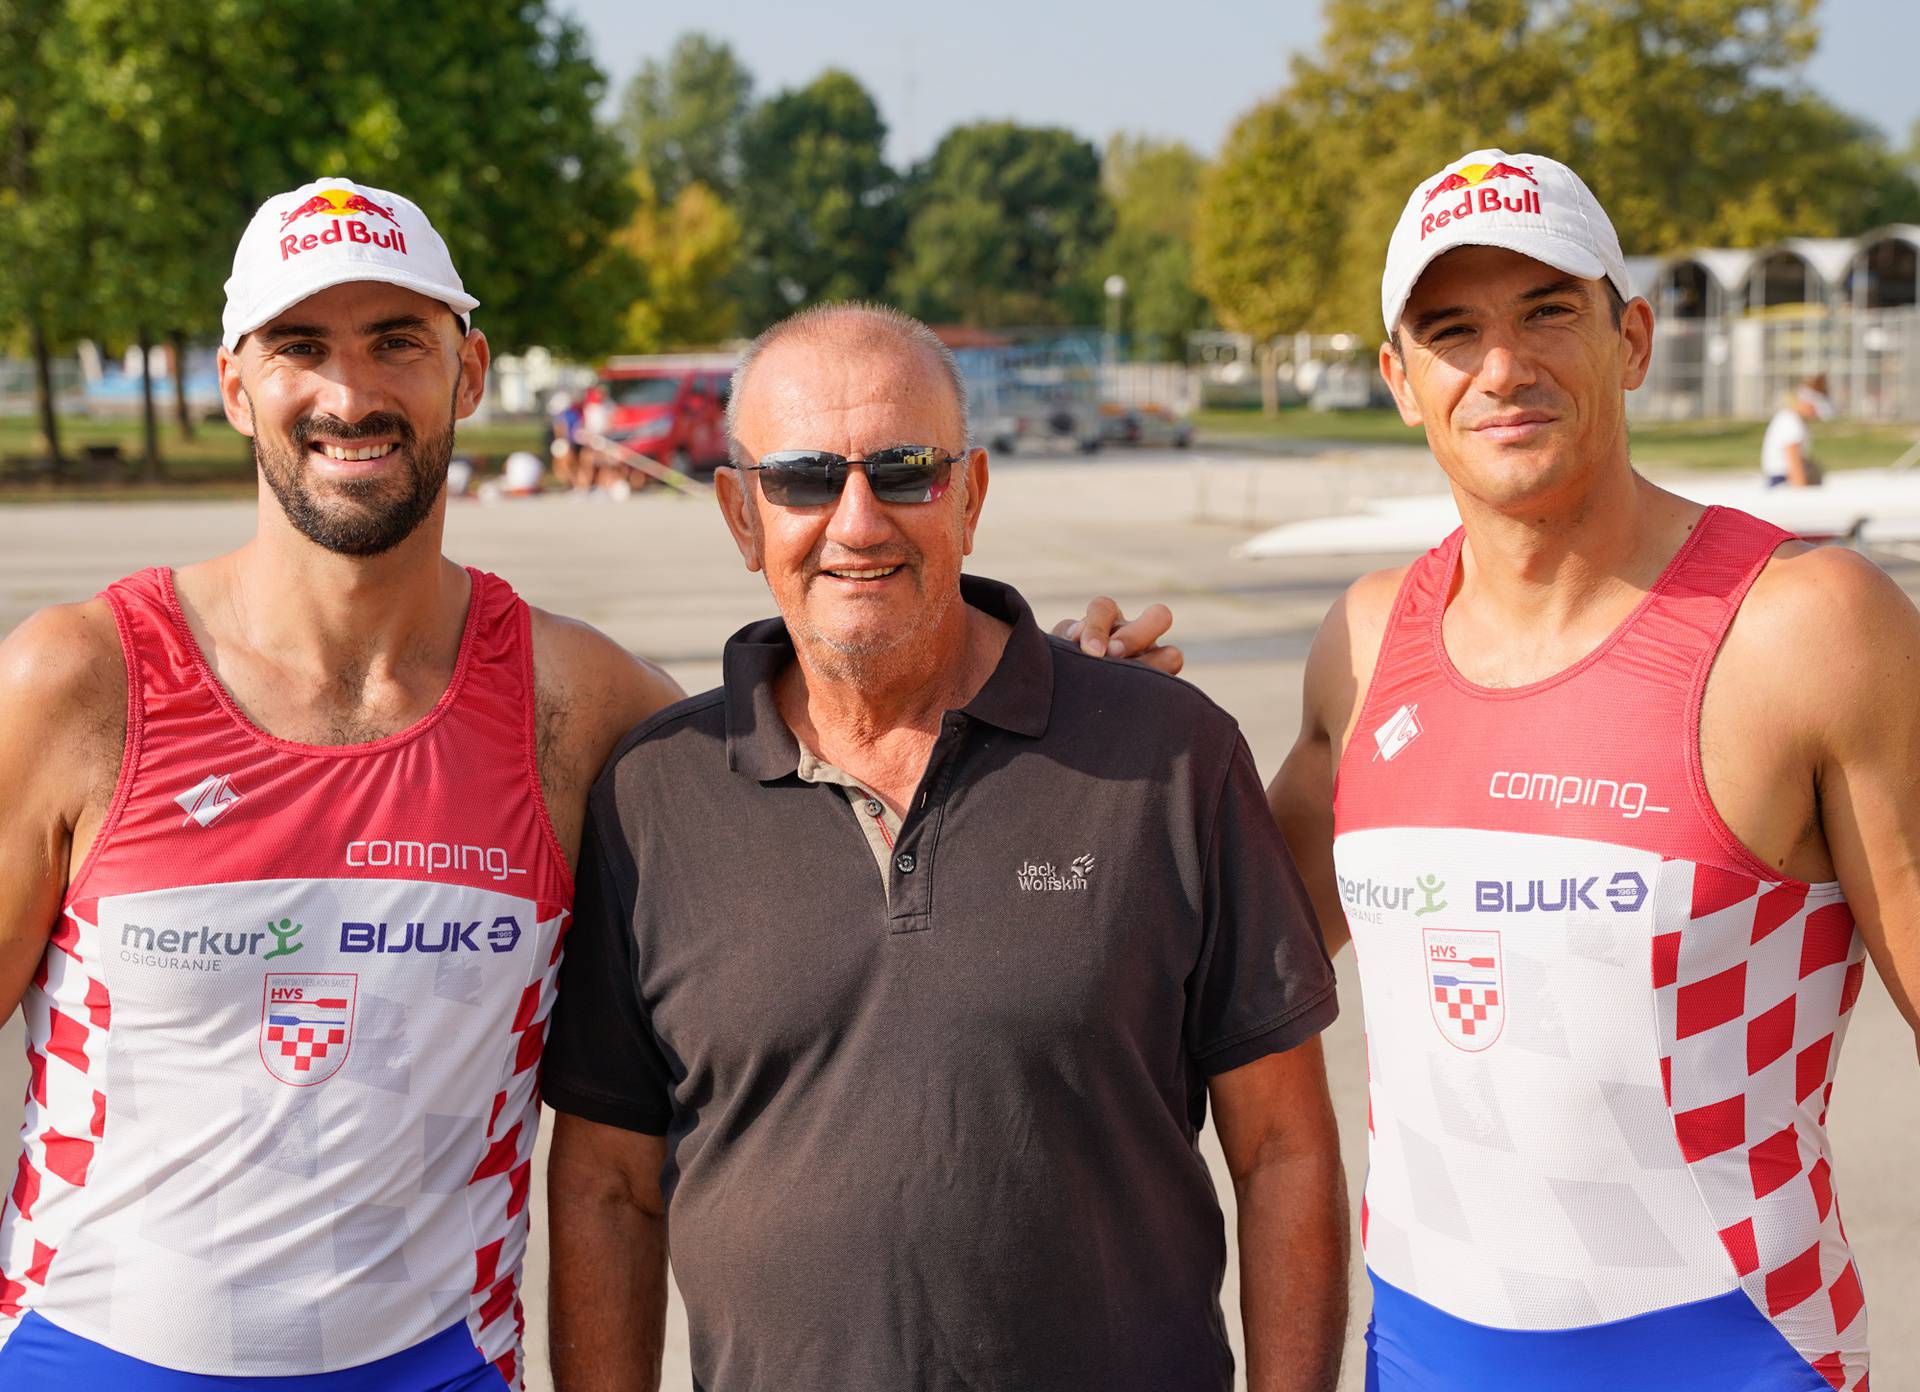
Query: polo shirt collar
723 573 1054 781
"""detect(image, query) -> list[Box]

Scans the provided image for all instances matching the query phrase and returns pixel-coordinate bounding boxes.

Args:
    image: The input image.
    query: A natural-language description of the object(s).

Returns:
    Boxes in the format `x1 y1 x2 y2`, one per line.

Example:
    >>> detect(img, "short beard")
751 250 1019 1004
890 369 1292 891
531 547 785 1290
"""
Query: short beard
791 566 958 686
250 377 457 557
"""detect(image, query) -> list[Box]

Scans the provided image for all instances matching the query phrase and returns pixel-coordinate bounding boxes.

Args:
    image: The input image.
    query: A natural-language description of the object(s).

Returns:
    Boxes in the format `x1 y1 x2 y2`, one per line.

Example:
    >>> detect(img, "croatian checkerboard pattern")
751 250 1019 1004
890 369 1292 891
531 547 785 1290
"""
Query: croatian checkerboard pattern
0 903 110 1347
1656 862 1869 1391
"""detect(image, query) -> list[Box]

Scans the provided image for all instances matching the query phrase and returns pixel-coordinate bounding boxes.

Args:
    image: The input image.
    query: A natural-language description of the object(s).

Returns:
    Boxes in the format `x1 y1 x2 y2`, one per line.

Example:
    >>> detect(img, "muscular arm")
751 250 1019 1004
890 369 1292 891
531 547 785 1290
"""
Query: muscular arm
0 602 126 1019
1708 545 1920 1049
530 610 684 868
1211 1039 1348 1392
1268 570 1402 957
1784 552 1920 1038
548 1114 669 1391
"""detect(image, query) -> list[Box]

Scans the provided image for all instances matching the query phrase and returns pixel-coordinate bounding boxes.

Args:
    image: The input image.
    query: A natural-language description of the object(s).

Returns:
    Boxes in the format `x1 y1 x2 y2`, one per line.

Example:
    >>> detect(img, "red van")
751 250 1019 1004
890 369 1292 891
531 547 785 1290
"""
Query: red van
597 354 738 475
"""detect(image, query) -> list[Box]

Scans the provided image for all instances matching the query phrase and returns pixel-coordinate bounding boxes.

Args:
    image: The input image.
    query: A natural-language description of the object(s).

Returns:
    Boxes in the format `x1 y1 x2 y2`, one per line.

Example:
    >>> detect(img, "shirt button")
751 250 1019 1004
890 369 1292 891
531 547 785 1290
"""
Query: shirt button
895 852 916 874
864 799 883 817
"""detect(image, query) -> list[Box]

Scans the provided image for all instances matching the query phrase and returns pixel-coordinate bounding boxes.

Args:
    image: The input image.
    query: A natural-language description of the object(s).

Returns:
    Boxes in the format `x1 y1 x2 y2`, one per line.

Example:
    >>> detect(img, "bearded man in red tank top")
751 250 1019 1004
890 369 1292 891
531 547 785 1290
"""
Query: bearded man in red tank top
1271 151 1920 1391
0 179 1176 1391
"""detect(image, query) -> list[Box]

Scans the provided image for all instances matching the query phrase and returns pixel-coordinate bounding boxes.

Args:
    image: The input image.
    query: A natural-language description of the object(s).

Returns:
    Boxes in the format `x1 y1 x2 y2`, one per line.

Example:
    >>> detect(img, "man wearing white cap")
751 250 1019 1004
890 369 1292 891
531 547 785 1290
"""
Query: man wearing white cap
1269 150 1920 1389
0 177 681 1389
0 177 1175 1390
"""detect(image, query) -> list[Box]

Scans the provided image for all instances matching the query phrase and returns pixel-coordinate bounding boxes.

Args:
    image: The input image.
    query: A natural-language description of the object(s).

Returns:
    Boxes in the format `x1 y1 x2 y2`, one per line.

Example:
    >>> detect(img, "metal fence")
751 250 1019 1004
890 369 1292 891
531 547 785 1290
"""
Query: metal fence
1639 306 1920 422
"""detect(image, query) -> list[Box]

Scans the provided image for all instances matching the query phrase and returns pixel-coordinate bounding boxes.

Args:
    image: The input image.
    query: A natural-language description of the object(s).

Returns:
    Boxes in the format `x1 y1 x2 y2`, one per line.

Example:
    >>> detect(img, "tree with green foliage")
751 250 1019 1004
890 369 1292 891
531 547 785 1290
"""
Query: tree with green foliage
7 0 640 478
618 173 742 350
734 70 900 331
1248 0 1920 334
258 0 641 360
1095 135 1211 357
39 0 261 474
619 33 753 204
892 122 1111 327
1193 100 1344 413
0 0 86 472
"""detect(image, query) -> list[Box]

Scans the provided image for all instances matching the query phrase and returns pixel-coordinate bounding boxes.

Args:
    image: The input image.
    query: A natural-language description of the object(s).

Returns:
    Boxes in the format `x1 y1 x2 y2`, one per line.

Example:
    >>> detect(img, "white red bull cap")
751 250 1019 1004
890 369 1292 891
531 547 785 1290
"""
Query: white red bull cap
221 177 479 350
1381 149 1631 336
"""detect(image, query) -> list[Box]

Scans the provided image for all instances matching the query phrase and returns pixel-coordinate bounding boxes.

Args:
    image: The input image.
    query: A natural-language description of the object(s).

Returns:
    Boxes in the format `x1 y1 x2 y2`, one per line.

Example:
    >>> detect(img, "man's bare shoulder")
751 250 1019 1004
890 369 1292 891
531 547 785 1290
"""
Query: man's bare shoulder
0 599 129 807
528 607 685 797
1723 541 1920 722
1306 565 1410 699
530 608 682 716
1334 564 1411 649
1 599 126 726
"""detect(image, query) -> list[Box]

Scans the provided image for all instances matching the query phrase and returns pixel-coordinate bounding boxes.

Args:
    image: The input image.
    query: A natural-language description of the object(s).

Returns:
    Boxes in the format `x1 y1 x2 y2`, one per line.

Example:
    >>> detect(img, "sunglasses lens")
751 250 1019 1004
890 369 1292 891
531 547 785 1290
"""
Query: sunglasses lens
754 452 842 507
864 446 951 504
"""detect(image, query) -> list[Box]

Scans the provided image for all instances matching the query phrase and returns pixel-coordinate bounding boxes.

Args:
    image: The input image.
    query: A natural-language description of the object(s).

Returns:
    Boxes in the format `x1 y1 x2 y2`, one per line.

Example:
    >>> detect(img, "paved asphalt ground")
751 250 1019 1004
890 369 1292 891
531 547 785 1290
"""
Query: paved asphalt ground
1 446 1915 1390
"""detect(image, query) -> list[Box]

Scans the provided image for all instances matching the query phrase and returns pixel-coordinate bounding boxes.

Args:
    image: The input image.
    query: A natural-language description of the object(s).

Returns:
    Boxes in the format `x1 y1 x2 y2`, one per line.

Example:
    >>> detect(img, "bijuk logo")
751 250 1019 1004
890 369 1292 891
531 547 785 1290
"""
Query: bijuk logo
1474 871 1648 914
338 914 522 954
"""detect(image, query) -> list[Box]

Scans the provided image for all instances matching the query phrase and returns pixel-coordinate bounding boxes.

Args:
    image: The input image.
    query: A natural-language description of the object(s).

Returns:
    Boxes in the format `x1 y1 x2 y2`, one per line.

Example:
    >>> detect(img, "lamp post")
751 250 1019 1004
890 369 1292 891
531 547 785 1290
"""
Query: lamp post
1103 274 1127 367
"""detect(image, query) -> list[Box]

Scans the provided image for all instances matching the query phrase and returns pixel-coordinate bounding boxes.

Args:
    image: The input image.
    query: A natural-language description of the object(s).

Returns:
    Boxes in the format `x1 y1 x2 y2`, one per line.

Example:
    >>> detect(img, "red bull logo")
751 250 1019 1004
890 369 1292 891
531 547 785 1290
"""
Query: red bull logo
277 187 408 261
1419 161 1541 240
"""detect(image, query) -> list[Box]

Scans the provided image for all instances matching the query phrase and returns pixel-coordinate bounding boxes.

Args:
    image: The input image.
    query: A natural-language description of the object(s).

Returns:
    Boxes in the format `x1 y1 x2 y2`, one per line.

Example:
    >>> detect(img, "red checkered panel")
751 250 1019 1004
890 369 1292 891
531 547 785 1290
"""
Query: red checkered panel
461 908 567 1392
1654 863 1869 1390
0 906 111 1349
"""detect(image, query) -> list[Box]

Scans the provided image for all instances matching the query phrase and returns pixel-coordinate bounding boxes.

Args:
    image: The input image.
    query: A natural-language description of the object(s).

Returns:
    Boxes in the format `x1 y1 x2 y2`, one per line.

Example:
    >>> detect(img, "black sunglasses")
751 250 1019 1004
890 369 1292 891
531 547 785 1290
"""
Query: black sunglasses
741 445 964 507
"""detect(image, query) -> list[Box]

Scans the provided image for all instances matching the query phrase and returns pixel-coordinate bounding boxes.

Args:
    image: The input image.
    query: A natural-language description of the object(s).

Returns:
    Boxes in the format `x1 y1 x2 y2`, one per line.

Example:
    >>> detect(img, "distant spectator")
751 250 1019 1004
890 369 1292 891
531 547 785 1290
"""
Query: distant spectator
549 391 588 489
1762 373 1833 488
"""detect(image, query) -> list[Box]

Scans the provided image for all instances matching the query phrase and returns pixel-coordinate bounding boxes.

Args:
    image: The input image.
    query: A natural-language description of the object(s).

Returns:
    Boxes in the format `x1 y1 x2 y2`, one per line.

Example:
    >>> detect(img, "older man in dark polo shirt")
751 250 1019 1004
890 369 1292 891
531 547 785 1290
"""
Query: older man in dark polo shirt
543 303 1346 1392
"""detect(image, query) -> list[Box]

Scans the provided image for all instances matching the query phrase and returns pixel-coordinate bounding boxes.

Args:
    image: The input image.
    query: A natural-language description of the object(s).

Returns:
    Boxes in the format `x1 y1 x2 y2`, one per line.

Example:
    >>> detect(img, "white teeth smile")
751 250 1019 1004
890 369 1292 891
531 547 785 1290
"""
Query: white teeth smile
317 443 395 462
827 567 899 580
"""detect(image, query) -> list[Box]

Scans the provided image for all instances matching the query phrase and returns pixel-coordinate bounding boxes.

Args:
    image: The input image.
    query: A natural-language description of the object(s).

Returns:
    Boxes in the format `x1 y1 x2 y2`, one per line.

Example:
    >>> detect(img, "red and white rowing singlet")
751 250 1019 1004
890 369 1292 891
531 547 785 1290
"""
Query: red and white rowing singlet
0 567 572 1386
1334 509 1869 1390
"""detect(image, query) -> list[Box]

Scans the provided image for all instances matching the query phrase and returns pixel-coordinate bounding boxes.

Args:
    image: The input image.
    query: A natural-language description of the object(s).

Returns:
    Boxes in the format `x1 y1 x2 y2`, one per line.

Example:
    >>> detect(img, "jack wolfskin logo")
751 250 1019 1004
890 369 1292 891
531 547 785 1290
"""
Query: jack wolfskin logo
1017 856 1095 892
175 773 243 827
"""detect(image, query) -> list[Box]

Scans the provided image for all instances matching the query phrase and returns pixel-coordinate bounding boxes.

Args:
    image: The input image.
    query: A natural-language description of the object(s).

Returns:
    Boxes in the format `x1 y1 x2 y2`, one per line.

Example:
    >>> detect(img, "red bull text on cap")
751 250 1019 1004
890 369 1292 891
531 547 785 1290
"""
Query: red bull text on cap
1381 148 1632 336
222 177 478 351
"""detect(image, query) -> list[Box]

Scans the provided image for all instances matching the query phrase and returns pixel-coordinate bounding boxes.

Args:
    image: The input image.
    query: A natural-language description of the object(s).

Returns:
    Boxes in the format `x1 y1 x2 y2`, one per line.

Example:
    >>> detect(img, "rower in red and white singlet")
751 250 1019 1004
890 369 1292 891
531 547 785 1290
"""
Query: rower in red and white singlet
1274 148 1920 1392
1 565 572 1388
1333 509 1867 1388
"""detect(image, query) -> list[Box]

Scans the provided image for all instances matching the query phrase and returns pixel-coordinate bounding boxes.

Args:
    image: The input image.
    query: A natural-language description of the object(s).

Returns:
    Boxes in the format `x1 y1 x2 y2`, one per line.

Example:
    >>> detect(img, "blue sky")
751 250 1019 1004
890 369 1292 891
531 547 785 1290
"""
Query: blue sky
565 0 1919 166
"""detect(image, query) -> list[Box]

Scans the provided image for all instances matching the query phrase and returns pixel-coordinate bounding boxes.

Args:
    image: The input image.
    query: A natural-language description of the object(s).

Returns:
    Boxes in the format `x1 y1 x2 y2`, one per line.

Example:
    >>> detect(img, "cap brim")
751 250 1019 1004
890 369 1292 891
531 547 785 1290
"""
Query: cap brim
224 261 480 349
1386 228 1609 337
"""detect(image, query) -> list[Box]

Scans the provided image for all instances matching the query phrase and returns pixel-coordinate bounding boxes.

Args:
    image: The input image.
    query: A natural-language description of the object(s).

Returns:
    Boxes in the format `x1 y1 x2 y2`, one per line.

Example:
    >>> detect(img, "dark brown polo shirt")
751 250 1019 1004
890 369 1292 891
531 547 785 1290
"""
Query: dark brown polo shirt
544 574 1338 1392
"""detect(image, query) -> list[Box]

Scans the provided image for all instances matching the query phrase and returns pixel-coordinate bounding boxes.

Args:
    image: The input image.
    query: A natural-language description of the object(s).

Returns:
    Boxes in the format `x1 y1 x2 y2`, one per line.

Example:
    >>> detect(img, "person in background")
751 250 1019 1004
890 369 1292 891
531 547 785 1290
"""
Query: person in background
548 391 587 490
1762 373 1833 488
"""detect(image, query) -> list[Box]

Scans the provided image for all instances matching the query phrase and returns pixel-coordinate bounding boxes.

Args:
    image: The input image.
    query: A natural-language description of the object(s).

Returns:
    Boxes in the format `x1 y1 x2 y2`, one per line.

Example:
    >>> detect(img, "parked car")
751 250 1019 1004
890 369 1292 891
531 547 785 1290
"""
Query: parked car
1097 401 1195 448
597 354 737 475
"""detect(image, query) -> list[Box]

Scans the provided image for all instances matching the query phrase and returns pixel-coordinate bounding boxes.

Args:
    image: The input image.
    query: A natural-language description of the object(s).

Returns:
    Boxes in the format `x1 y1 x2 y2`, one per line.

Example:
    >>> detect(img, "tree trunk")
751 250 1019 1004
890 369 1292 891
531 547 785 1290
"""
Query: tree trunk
137 329 162 480
169 331 195 441
1259 338 1280 417
28 309 65 476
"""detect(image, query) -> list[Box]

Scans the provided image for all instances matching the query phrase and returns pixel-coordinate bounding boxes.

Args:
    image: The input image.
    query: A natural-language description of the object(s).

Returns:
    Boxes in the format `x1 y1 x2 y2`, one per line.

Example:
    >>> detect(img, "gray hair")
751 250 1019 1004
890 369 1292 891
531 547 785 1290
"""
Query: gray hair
725 301 969 464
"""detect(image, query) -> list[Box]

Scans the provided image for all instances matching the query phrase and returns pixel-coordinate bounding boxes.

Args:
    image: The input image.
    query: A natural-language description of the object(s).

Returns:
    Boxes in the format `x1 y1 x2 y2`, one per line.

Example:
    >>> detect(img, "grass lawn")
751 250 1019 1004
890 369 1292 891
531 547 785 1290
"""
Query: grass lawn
0 414 549 501
1192 405 1920 472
